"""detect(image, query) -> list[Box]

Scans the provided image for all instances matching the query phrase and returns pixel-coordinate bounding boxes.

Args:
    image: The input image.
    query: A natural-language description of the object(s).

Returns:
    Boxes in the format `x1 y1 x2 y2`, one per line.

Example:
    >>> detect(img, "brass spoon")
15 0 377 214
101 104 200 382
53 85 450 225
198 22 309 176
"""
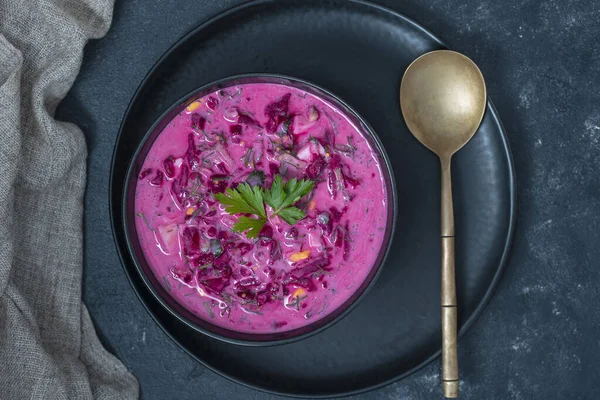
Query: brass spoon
400 50 487 398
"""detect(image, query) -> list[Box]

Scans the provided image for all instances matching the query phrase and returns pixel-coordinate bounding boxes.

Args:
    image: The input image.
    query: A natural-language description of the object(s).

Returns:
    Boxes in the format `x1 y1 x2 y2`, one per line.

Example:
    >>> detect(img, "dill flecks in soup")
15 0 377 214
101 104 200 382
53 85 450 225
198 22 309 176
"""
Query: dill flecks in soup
134 83 388 333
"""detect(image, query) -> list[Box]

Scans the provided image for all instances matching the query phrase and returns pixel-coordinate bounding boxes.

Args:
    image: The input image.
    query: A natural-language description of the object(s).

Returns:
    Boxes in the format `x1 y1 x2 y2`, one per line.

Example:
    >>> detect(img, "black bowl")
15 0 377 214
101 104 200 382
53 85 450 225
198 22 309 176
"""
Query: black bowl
121 74 398 346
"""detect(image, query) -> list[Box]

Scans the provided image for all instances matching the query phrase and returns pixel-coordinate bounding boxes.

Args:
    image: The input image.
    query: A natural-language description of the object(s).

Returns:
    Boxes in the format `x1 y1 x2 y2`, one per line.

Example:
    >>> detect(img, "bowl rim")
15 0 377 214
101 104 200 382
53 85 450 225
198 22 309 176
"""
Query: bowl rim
121 73 398 346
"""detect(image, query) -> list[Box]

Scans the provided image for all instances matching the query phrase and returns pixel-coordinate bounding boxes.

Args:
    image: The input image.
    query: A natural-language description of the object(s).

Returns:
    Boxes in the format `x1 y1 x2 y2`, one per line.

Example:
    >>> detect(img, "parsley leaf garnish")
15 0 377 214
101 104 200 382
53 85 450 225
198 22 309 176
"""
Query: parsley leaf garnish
214 183 266 218
276 206 306 226
215 174 314 238
264 176 315 217
262 175 285 209
232 216 267 239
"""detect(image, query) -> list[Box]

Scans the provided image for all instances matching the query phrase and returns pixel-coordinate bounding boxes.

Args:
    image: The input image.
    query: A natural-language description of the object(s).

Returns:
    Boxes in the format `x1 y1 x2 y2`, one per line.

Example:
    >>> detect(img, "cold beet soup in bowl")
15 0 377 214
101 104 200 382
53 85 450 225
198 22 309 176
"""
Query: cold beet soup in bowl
123 75 396 345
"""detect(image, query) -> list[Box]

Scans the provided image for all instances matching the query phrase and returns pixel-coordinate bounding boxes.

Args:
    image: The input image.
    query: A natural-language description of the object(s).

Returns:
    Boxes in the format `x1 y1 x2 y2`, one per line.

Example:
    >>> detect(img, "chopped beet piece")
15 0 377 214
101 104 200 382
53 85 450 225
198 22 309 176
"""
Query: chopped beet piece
265 93 291 119
219 262 232 276
265 118 278 134
149 170 163 186
291 256 331 279
344 175 361 189
181 227 200 256
259 225 273 238
208 175 228 193
264 93 291 133
229 124 242 135
212 252 231 271
237 111 261 127
163 157 175 178
195 252 215 269
257 238 270 247
216 162 230 174
186 133 200 170
329 207 344 222
217 230 229 241
223 240 236 252
306 156 326 179
200 276 230 295
264 267 276 277
201 217 212 225
206 227 217 238
236 242 253 255
206 96 218 111
204 197 216 207
328 154 342 169
269 163 279 176
191 113 206 130
256 292 269 306
179 165 189 188
236 288 256 301
187 132 195 151
139 168 152 179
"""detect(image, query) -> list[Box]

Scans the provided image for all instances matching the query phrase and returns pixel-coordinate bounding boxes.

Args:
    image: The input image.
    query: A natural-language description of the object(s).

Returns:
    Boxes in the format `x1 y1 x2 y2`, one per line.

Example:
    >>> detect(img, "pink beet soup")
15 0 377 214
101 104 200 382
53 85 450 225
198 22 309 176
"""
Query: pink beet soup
134 82 388 334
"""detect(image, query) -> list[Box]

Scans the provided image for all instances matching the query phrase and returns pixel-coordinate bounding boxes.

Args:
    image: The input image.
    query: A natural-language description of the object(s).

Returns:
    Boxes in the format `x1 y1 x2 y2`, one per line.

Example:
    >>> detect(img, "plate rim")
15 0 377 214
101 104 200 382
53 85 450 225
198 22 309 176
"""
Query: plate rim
108 0 517 397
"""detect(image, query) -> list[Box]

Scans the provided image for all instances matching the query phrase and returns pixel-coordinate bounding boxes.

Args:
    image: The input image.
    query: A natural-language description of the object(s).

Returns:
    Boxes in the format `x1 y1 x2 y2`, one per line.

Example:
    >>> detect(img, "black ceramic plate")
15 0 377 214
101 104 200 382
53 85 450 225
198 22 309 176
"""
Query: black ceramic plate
110 0 516 397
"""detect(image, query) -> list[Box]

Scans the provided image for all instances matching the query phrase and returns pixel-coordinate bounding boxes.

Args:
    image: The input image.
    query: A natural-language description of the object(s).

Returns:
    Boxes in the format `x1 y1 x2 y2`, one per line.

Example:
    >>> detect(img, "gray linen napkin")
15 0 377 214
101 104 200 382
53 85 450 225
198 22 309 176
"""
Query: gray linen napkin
0 1 139 398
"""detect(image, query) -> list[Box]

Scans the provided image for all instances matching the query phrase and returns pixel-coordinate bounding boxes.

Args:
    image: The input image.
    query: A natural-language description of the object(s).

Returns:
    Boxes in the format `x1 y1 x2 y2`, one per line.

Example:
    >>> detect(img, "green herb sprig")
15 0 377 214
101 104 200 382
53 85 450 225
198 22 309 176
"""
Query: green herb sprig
214 174 314 239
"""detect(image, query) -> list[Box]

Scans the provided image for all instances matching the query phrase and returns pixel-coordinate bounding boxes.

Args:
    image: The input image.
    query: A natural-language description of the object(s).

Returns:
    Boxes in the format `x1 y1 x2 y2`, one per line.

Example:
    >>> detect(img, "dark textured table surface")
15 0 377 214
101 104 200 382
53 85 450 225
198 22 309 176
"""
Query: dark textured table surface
57 0 600 398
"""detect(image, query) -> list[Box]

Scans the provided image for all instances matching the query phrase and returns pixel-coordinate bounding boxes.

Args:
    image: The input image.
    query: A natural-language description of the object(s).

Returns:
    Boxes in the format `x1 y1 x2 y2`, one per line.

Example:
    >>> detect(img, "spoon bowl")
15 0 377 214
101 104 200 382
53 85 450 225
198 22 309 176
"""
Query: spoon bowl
400 50 487 159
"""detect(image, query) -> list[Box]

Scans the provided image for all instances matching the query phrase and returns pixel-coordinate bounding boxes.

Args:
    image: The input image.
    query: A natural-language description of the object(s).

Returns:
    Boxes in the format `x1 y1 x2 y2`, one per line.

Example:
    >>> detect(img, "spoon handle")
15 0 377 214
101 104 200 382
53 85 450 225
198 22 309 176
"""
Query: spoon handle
441 157 458 398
